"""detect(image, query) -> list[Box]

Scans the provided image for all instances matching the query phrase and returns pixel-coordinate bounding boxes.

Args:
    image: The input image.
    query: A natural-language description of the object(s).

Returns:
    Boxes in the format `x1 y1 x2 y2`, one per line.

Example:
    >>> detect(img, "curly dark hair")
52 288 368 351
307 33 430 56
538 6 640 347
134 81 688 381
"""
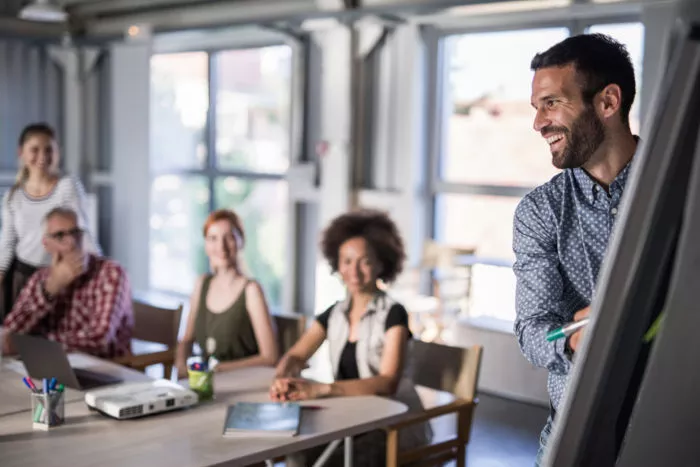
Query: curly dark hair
320 209 406 284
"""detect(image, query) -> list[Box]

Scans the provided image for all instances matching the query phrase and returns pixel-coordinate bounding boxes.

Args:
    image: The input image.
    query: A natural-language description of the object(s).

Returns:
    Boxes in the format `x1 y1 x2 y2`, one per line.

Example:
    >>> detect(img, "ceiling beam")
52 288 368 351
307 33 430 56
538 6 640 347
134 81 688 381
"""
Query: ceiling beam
0 17 66 40
82 0 319 36
78 0 476 38
67 0 246 17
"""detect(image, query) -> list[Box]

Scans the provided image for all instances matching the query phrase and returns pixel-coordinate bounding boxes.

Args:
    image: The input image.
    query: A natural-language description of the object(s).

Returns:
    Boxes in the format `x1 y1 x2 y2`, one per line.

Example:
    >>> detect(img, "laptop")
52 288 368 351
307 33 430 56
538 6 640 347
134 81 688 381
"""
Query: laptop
12 334 123 390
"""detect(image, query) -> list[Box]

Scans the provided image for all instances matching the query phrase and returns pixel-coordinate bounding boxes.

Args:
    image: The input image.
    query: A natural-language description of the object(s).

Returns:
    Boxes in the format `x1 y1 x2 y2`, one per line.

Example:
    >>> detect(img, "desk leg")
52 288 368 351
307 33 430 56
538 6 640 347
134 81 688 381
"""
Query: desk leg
312 439 342 467
344 436 353 467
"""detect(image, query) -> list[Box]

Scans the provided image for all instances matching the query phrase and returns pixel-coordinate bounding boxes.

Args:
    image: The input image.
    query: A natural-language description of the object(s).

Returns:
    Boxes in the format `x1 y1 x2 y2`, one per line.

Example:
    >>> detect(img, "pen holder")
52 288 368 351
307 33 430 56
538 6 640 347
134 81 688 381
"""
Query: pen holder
188 369 214 402
31 392 65 430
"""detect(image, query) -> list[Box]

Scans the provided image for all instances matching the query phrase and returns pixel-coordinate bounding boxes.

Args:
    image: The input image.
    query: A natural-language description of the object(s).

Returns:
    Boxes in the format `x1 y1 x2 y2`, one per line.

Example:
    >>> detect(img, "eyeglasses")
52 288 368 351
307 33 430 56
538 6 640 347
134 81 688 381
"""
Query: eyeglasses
46 228 83 242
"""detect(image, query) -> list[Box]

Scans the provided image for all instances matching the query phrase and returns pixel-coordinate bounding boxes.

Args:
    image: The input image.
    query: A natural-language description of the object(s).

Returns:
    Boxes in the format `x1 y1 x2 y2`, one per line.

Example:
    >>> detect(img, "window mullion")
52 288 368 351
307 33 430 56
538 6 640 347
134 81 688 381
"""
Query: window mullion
207 51 218 211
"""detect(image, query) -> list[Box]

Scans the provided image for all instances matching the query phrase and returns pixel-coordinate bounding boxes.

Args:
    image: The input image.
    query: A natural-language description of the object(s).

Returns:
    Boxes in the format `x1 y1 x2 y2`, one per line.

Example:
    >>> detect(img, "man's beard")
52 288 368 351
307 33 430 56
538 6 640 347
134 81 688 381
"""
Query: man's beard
548 105 606 170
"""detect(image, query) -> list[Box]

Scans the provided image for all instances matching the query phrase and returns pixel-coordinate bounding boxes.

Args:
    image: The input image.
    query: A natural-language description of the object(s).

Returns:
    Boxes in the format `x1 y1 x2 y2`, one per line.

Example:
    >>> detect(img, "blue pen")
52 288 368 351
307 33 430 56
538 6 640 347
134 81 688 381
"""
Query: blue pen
49 377 57 391
42 378 49 394
22 377 36 392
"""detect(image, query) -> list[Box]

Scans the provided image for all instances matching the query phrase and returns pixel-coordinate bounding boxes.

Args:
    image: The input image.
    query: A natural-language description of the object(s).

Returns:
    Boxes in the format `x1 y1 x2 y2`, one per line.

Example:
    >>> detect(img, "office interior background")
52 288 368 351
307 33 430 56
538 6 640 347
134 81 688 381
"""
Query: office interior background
0 0 676 463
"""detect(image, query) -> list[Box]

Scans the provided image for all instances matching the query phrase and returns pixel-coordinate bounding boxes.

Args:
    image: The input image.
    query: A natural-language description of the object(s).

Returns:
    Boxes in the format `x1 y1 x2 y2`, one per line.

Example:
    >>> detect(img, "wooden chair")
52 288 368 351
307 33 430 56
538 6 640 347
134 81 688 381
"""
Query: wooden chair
114 299 184 379
385 340 483 467
271 312 307 357
392 241 476 343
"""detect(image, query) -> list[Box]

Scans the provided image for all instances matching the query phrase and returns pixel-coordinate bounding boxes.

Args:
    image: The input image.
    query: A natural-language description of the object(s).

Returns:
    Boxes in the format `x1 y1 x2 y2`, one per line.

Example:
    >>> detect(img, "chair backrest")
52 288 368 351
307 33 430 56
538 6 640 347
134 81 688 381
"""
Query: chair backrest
272 313 307 356
411 339 482 401
131 299 184 347
421 240 475 270
421 240 476 315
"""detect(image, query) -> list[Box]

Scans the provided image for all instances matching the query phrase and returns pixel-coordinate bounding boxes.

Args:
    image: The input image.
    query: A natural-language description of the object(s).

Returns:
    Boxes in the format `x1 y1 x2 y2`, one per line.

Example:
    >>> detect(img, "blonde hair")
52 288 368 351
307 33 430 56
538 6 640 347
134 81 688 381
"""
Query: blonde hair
9 123 59 201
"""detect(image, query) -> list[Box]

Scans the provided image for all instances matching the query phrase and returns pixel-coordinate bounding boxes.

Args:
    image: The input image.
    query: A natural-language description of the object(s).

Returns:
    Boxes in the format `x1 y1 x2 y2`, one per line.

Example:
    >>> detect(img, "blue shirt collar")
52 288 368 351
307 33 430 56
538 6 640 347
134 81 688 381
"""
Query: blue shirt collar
571 135 639 204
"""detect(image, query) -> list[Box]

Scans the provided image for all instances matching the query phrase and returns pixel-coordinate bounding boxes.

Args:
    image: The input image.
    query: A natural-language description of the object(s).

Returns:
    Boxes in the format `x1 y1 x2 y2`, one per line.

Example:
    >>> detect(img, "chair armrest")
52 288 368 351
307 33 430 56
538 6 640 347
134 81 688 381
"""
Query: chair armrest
112 355 132 365
385 399 476 431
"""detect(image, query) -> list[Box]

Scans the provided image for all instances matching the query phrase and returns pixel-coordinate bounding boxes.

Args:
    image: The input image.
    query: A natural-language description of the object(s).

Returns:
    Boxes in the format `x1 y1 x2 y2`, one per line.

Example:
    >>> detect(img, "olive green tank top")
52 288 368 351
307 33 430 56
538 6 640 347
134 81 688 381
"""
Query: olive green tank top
194 275 259 362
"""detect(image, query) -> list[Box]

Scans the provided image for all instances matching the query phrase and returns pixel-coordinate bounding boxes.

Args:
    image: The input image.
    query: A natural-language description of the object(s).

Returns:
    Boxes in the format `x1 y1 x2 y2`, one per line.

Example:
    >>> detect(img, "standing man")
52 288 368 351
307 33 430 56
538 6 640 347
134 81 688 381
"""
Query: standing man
512 33 639 465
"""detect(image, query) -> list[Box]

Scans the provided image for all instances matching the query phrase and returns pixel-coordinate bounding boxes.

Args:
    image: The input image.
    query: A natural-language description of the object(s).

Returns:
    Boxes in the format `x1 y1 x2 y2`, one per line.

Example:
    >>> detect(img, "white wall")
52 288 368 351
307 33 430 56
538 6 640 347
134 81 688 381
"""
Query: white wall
312 24 357 313
109 41 151 290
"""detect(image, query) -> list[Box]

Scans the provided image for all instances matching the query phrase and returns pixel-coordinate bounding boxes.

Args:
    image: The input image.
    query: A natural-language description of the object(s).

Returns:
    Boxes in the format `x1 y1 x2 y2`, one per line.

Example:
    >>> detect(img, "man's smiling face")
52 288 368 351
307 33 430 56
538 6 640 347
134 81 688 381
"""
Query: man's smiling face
531 63 605 169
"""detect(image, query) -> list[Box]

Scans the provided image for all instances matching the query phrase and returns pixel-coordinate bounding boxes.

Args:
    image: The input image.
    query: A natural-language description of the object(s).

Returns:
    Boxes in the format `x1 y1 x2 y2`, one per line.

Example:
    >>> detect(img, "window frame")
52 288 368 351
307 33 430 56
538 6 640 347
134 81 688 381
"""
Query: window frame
424 11 644 319
149 40 297 309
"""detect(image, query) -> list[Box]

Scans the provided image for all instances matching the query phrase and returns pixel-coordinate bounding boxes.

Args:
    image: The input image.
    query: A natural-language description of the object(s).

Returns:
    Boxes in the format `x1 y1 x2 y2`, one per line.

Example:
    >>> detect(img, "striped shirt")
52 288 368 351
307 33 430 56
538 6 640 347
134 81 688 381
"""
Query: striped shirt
0 176 101 273
3 254 133 359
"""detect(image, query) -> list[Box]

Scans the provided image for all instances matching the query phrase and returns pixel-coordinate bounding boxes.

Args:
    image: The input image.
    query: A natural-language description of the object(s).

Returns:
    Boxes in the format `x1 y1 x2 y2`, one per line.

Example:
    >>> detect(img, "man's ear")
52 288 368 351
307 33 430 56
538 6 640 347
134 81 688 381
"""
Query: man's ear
598 83 623 120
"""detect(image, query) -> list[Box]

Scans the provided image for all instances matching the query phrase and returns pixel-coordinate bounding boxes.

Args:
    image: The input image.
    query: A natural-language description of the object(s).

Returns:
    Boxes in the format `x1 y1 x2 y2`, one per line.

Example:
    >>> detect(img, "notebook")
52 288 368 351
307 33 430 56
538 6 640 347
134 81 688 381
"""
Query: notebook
222 402 301 438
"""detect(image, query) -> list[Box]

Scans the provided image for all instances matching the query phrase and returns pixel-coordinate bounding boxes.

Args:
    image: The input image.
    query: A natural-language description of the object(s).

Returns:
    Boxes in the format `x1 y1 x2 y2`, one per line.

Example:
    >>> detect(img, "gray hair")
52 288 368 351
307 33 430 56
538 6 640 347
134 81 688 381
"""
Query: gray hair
44 206 78 226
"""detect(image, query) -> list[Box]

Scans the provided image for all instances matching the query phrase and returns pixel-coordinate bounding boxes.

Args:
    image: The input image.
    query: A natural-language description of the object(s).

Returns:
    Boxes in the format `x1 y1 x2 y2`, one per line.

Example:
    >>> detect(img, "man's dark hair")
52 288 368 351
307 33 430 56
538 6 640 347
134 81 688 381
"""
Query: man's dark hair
321 209 405 284
531 33 636 126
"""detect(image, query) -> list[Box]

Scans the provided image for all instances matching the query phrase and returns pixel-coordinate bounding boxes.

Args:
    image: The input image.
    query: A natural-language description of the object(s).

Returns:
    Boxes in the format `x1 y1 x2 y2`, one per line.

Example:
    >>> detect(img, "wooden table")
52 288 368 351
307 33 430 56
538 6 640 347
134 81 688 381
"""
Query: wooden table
0 354 151 417
0 365 408 467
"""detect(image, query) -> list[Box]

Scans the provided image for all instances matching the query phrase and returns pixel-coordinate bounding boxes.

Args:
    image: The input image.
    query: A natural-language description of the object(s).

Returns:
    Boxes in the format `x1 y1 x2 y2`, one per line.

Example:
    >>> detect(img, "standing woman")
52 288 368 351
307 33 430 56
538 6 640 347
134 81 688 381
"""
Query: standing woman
0 123 101 318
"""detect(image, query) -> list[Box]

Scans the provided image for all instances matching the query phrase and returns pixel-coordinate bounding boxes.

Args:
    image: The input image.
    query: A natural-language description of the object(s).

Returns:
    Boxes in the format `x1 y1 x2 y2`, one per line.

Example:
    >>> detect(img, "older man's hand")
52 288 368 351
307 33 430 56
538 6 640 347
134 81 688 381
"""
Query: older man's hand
45 251 86 296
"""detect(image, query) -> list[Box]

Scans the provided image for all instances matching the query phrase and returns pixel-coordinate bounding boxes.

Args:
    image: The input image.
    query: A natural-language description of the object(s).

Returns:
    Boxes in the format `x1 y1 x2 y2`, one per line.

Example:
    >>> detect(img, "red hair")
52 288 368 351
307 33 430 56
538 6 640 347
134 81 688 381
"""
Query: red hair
202 209 245 246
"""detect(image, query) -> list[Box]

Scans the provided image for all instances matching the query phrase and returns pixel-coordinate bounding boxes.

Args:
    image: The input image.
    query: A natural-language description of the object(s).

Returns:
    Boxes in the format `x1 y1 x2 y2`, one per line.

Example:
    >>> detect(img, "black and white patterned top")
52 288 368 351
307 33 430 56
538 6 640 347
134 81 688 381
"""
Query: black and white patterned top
0 175 101 272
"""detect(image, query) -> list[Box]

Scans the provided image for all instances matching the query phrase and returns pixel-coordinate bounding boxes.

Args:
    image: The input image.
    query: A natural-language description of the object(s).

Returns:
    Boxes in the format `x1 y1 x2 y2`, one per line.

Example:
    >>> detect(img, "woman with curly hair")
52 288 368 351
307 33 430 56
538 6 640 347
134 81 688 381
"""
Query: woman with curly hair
270 208 431 466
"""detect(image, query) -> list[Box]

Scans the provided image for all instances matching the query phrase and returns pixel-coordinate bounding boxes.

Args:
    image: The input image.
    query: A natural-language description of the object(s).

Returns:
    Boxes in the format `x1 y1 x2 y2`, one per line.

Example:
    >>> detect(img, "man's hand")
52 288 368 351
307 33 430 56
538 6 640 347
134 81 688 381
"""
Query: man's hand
45 252 85 296
568 306 591 353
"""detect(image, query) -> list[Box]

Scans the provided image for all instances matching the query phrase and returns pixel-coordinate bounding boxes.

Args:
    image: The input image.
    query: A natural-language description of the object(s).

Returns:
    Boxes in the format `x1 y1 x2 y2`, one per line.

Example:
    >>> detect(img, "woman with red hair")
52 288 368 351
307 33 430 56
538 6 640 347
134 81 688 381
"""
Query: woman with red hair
175 209 278 377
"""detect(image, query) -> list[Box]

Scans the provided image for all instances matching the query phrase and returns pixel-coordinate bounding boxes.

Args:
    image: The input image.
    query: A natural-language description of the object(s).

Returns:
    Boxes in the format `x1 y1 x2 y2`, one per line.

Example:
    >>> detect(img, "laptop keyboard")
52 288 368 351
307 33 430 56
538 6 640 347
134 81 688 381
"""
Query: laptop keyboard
73 368 122 389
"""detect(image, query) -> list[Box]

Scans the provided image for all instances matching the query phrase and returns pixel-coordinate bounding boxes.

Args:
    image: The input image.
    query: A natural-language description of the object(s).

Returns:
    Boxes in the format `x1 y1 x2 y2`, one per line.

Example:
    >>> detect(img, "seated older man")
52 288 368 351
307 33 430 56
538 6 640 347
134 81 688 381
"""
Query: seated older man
2 207 133 359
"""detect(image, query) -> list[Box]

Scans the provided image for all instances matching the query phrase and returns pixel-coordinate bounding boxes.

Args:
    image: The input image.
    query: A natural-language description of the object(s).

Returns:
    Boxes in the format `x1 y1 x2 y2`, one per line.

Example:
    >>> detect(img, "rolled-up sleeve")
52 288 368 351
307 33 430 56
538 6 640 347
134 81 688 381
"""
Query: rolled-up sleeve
512 193 572 376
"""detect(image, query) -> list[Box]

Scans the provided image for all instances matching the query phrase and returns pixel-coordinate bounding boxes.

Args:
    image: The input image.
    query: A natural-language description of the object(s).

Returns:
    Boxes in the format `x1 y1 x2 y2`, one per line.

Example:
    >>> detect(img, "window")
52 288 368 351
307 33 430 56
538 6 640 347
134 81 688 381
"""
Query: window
440 28 569 187
433 23 644 322
149 46 292 308
434 28 569 322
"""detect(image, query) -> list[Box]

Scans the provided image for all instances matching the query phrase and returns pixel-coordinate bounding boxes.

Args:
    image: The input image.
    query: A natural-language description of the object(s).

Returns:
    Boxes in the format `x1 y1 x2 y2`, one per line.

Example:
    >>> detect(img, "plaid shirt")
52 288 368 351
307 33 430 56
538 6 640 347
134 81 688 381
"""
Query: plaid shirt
4 254 134 359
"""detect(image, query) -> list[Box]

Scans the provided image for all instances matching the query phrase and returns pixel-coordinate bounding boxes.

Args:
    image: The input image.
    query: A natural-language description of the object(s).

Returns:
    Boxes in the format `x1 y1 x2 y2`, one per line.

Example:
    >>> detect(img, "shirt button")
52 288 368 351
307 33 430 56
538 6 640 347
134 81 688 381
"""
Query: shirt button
611 207 618 215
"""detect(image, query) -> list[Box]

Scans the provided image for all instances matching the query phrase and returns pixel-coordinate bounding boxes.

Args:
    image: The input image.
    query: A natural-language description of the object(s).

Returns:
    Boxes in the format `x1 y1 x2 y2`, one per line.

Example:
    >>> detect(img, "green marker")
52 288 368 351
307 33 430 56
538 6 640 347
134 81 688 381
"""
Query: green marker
546 318 590 342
